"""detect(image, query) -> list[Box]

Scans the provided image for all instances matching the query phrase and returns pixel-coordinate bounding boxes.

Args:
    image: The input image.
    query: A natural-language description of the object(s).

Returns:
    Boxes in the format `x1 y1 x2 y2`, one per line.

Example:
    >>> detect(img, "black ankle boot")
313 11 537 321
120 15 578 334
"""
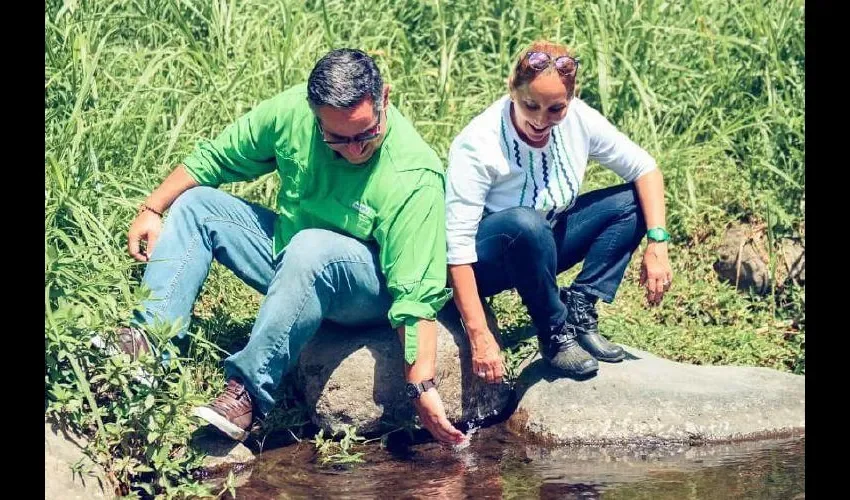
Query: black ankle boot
537 322 599 376
560 287 625 362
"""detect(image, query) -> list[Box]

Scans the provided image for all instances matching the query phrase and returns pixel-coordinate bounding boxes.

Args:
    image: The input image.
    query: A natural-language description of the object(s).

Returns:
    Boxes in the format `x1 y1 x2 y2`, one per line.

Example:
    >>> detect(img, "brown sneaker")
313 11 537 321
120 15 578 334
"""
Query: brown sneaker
115 326 152 361
193 379 253 442
90 327 155 386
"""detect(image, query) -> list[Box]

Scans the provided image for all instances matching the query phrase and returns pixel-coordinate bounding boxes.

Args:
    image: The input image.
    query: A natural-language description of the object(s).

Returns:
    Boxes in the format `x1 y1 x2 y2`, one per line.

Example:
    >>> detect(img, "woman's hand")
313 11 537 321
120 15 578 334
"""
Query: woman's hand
639 242 672 306
470 330 504 384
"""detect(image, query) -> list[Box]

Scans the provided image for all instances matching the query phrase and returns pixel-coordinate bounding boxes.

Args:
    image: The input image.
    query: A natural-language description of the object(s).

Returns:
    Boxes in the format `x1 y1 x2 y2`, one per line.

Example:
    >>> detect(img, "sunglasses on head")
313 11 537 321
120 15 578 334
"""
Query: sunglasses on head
526 51 580 76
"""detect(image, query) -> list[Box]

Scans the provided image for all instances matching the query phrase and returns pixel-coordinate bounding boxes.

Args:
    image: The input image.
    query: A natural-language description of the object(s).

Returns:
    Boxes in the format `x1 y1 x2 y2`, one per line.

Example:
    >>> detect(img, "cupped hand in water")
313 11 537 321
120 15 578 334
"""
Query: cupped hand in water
413 388 467 446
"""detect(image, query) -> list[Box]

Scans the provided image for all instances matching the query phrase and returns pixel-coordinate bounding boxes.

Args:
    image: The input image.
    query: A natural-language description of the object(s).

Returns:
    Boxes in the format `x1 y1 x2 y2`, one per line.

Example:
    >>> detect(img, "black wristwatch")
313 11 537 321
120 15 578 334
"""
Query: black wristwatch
405 379 436 400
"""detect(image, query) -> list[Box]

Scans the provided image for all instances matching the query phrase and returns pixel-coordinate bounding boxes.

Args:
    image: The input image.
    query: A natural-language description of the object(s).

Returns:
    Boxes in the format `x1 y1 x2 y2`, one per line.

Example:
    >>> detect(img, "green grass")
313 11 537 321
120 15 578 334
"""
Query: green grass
45 0 804 496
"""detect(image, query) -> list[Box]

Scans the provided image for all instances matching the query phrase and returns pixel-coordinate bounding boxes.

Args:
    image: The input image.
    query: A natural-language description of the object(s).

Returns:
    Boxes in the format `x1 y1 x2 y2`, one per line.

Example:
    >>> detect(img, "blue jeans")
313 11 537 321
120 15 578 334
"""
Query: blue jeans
134 186 393 415
472 183 646 334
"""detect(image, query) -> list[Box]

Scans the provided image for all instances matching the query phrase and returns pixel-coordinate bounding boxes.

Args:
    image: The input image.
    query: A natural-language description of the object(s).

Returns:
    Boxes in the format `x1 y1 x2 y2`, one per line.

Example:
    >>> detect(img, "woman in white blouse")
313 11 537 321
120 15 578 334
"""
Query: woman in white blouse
446 40 673 380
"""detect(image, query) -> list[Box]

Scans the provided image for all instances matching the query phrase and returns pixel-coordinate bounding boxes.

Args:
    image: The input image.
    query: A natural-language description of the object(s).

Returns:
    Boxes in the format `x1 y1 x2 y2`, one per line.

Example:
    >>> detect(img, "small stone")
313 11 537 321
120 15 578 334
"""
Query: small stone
191 431 255 478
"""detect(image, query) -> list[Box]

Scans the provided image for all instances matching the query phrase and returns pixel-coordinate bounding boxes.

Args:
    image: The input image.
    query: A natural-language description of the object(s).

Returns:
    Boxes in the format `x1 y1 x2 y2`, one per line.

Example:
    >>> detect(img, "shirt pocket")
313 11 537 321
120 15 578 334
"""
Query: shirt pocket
300 197 376 241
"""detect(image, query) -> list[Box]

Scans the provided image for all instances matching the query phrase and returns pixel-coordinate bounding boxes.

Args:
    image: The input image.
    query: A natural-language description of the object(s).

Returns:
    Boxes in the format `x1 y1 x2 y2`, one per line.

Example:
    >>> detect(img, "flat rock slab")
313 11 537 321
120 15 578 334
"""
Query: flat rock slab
509 346 804 445
44 418 112 499
297 303 514 435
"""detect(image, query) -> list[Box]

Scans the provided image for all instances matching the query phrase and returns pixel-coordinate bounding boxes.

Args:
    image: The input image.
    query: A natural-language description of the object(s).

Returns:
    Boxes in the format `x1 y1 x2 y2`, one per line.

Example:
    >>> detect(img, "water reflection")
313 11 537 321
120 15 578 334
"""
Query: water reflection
230 426 804 499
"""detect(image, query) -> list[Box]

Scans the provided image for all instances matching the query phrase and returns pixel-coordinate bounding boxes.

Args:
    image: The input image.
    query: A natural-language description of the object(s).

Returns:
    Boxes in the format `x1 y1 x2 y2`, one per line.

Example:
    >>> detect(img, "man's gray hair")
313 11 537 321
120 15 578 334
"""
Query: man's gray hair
307 48 384 115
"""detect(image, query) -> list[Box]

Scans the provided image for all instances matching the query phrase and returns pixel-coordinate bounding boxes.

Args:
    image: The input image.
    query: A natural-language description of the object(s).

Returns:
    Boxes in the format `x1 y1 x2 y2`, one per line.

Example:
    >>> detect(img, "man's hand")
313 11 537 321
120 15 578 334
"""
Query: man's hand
413 388 466 446
128 209 163 262
398 319 466 445
126 165 199 262
470 330 504 384
639 242 673 306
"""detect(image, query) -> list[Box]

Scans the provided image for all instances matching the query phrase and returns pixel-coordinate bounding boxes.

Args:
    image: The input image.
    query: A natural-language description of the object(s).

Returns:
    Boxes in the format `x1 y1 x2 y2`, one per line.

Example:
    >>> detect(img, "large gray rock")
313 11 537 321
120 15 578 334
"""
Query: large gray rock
296 303 513 435
714 224 805 293
45 418 112 499
714 224 772 294
509 347 804 445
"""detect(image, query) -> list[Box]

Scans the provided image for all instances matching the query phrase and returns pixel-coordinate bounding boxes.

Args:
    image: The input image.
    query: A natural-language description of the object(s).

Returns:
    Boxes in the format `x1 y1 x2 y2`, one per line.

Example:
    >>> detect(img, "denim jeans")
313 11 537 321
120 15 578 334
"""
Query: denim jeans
471 183 646 334
133 186 393 415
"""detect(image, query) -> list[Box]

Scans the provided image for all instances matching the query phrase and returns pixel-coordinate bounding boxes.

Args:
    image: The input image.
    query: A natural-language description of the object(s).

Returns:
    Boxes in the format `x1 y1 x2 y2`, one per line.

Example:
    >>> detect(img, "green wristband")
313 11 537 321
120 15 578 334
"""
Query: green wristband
646 227 670 242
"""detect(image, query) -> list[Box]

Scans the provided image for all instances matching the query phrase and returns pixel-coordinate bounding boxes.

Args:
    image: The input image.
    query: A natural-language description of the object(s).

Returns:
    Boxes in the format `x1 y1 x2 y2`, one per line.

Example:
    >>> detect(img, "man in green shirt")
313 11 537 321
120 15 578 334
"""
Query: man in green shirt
119 49 465 445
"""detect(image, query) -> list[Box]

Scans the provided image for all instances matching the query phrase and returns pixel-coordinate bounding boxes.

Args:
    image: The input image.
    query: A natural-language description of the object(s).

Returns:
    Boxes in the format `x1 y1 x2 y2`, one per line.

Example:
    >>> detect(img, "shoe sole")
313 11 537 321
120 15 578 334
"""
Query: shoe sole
579 338 626 363
192 406 249 442
548 363 599 377
594 352 626 363
541 356 600 376
574 332 626 363
538 345 601 377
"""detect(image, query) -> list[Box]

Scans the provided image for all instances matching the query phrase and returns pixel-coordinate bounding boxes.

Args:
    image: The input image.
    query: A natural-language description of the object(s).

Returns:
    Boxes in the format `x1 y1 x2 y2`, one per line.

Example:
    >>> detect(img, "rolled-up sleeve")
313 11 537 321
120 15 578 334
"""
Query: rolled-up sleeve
375 182 453 364
583 101 657 182
182 98 280 187
445 137 494 265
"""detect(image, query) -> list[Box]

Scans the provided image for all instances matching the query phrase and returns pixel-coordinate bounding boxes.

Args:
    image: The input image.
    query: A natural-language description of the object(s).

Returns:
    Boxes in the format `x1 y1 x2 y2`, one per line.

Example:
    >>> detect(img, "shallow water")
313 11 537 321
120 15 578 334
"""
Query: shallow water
231 425 804 499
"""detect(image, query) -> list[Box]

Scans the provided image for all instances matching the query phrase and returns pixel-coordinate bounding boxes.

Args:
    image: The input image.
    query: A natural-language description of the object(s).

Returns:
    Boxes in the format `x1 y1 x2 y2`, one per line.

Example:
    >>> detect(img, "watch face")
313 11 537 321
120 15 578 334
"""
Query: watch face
405 383 419 399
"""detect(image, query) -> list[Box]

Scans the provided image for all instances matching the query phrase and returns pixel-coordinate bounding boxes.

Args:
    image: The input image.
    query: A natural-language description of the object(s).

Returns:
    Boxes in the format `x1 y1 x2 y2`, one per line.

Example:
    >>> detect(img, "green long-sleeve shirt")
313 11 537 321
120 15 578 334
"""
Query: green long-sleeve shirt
182 83 451 363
